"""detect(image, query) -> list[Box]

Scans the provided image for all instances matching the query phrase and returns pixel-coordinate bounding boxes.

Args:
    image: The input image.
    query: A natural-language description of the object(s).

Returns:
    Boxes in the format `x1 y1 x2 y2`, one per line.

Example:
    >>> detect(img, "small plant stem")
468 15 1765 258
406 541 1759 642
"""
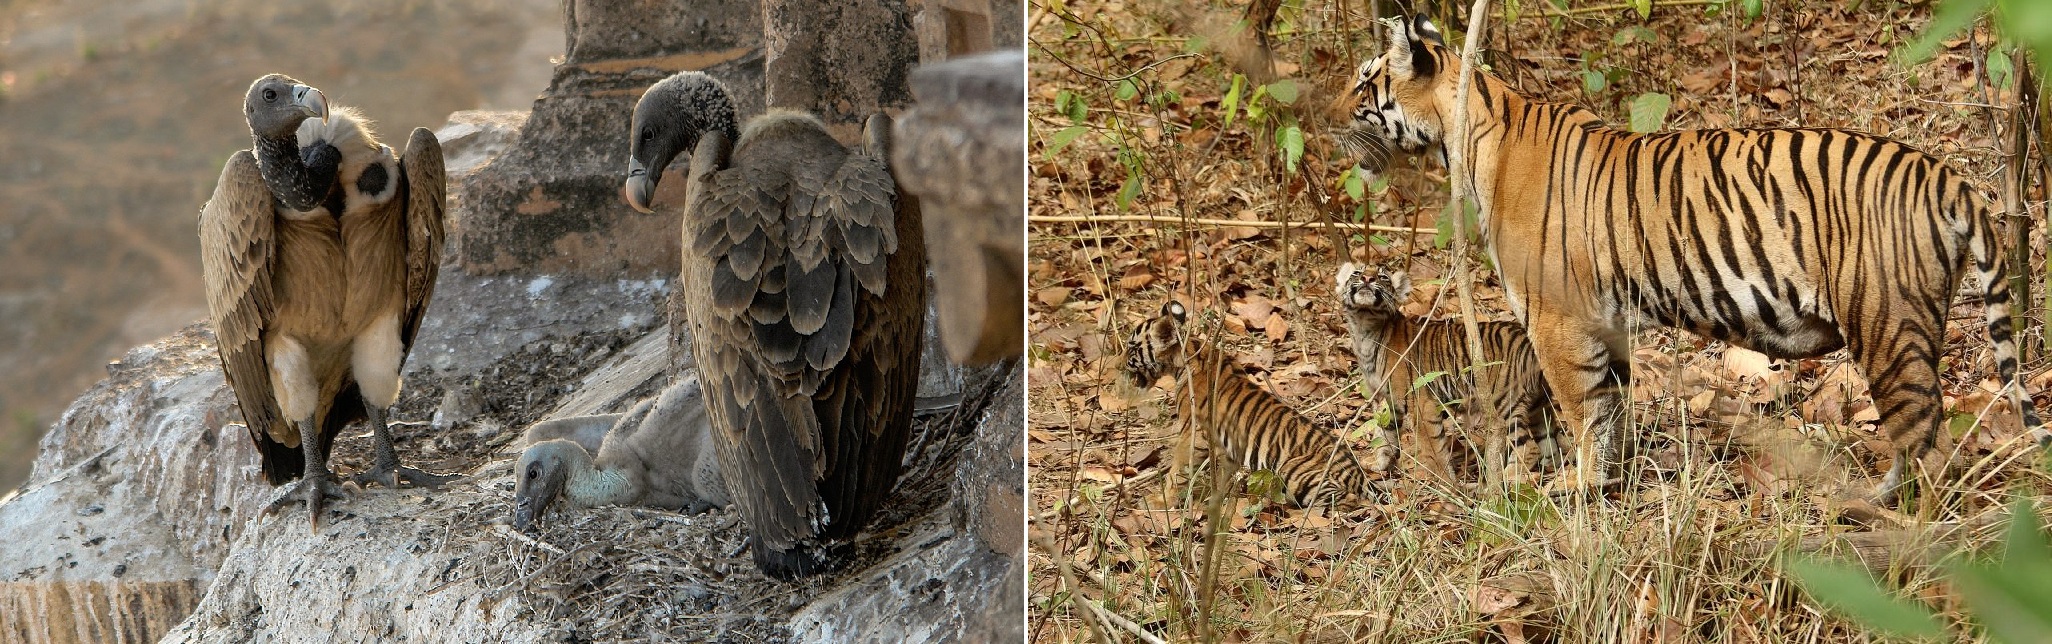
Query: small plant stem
1448 1 1493 397
1029 213 1431 234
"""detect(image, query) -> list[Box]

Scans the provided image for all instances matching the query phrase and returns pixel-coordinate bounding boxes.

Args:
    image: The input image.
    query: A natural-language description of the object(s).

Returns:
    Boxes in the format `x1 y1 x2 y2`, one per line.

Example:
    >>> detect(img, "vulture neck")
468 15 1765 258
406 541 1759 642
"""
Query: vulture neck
563 454 640 509
252 132 333 212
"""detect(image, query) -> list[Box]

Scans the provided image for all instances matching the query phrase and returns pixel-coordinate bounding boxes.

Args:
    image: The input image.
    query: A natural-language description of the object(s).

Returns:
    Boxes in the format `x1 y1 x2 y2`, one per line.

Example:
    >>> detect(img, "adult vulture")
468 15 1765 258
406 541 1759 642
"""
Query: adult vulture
623 72 927 578
199 74 450 528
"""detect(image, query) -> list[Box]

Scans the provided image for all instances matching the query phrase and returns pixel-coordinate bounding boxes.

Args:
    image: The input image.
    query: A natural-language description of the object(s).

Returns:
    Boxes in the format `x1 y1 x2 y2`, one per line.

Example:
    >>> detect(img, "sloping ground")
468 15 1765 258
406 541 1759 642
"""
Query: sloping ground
1029 1 2052 641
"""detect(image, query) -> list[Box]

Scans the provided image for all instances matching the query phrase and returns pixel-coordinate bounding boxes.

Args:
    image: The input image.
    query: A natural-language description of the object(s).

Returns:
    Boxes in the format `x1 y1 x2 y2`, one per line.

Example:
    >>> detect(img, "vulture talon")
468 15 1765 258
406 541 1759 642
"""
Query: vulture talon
352 464 457 490
263 471 349 528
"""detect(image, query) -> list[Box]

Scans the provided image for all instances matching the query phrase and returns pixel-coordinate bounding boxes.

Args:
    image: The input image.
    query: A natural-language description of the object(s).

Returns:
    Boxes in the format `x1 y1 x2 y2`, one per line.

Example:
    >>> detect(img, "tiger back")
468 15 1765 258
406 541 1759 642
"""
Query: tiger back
1341 15 2049 497
1125 301 1380 508
1335 263 1552 487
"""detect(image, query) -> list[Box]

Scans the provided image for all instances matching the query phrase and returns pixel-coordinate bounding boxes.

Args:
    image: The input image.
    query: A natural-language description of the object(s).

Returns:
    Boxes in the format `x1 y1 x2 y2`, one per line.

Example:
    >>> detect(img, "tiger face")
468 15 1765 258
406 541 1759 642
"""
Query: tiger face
1335 262 1412 317
1342 15 1450 158
1125 301 1189 386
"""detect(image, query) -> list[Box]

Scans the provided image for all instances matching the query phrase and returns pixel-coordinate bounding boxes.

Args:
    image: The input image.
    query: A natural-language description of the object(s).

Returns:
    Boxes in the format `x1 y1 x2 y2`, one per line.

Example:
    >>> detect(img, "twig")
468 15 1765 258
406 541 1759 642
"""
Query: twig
1518 0 1726 18
1034 468 1166 523
495 523 567 555
1031 530 1119 644
1086 599 1168 644
1029 214 1432 234
1447 0 1493 479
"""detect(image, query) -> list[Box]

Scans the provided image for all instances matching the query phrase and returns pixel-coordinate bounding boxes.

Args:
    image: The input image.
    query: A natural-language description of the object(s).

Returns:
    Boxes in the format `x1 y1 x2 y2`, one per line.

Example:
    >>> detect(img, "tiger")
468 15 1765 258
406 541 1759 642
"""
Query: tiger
1340 14 2050 499
1336 262 1553 487
1125 300 1381 508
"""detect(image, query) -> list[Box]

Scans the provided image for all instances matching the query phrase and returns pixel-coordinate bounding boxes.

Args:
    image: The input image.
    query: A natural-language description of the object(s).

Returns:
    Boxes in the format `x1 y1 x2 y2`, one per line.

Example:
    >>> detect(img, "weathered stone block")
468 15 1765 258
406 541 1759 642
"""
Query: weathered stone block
893 51 1025 365
458 0 765 277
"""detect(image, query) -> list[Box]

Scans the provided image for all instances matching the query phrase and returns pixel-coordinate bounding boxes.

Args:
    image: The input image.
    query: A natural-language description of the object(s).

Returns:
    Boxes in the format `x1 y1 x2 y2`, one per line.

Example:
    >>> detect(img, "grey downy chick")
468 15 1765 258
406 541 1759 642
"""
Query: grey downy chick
512 370 729 531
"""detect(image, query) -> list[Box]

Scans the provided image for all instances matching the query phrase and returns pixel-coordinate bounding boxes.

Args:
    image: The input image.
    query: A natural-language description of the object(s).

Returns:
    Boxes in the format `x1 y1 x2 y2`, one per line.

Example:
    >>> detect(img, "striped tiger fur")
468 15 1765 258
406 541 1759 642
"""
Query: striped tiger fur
1125 301 1380 507
1336 263 1553 486
1342 14 2049 498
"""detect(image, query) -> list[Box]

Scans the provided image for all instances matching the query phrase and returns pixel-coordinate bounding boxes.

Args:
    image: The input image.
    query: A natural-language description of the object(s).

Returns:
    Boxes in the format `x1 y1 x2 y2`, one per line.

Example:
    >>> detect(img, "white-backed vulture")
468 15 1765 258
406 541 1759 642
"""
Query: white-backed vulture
623 72 927 578
198 74 450 528
511 370 730 531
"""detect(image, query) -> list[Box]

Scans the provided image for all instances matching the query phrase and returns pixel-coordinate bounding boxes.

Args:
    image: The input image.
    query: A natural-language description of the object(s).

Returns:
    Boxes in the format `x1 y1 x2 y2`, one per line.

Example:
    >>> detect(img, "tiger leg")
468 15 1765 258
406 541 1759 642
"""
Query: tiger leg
1528 315 1632 492
1852 312 1947 502
1369 397 1402 473
1408 390 1458 487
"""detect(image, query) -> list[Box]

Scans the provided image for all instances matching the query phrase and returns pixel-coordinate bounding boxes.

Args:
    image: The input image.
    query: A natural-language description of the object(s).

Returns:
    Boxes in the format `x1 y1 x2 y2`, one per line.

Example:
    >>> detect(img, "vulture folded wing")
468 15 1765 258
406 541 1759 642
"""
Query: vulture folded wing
399 127 446 350
699 332 826 553
198 151 296 484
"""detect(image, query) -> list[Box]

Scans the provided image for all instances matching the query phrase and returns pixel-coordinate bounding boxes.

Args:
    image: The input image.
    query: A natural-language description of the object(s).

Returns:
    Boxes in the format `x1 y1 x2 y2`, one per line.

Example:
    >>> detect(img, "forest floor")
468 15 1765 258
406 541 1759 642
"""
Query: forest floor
1027 1 2052 641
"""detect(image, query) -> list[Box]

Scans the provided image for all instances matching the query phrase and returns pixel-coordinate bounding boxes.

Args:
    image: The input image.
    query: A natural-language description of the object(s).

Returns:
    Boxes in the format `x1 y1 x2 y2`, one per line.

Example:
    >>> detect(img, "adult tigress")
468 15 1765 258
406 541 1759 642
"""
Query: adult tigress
1343 14 2048 499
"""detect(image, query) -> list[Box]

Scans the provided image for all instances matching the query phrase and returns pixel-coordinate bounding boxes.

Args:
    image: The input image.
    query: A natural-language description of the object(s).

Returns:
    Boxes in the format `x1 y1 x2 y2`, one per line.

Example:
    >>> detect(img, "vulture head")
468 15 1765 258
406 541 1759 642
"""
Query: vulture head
242 74 328 138
512 438 586 532
623 71 741 213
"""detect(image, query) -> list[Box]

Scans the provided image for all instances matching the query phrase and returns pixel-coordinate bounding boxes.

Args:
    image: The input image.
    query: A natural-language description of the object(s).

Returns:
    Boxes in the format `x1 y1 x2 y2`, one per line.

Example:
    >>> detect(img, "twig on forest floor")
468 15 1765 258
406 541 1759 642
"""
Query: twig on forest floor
1034 467 1166 523
1029 213 1432 234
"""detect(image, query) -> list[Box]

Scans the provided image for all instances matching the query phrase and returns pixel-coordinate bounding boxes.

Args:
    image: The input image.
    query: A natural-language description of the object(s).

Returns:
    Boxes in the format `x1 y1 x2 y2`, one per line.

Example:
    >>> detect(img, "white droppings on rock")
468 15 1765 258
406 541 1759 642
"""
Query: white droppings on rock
526 276 556 297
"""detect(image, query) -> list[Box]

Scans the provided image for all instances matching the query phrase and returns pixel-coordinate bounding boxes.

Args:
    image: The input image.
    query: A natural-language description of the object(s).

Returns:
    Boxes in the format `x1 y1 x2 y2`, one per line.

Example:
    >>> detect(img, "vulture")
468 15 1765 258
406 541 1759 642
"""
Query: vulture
198 74 450 528
623 72 927 578
512 370 730 531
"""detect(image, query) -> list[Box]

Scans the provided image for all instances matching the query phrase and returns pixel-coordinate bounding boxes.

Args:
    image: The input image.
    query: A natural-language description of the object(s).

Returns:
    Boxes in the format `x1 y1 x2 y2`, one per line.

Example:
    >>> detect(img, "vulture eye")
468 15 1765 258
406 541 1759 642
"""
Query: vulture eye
640 127 654 143
263 88 276 103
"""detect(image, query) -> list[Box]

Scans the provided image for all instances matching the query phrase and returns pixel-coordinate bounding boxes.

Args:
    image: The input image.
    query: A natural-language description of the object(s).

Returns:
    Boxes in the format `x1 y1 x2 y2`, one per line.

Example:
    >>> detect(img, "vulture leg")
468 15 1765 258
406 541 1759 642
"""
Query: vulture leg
263 419 348 529
354 404 457 489
348 314 455 490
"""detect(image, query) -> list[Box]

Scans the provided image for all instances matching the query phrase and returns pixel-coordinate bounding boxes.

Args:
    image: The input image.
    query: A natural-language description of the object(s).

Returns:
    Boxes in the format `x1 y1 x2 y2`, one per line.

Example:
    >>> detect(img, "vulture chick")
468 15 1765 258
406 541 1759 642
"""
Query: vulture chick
198 74 451 528
624 72 927 578
511 371 730 531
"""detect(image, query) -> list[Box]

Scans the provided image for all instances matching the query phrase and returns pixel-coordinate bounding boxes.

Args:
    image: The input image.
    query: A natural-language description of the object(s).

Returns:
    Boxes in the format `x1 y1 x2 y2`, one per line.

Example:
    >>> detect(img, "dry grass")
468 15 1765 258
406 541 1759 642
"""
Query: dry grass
1027 1 2052 641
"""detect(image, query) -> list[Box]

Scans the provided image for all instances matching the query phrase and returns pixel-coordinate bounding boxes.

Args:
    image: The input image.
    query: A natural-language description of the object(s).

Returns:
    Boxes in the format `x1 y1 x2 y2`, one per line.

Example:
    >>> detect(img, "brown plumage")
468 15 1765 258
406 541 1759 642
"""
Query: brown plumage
199 74 449 528
624 72 926 578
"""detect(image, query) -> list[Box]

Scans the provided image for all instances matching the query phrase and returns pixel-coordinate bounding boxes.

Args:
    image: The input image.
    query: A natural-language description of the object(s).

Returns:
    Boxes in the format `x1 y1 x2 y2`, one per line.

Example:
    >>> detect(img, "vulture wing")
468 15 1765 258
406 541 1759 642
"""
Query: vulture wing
398 127 446 351
799 114 925 547
683 130 830 562
198 151 297 484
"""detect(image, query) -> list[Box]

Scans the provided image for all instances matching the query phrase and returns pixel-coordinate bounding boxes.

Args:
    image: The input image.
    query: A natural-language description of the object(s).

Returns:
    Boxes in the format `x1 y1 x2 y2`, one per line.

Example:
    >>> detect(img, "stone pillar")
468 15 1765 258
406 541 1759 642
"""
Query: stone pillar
458 0 765 277
761 0 920 138
891 52 1024 365
890 50 1025 643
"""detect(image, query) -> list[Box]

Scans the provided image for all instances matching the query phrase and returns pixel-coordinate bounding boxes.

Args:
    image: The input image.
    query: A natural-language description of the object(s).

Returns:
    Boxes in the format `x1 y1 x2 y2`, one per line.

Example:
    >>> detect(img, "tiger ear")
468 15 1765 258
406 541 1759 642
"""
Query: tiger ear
1164 300 1187 322
1384 14 1442 79
1387 269 1413 301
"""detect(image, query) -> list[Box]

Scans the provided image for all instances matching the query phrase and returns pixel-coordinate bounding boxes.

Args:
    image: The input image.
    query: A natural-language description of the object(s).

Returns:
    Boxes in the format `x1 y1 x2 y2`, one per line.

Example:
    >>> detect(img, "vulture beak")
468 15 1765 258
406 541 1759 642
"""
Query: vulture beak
511 464 565 532
291 84 329 124
623 161 657 214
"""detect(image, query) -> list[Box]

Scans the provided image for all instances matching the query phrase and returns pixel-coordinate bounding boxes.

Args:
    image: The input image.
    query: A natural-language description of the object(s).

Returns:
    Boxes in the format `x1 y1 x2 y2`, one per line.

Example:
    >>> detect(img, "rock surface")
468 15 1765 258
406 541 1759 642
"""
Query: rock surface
457 0 765 277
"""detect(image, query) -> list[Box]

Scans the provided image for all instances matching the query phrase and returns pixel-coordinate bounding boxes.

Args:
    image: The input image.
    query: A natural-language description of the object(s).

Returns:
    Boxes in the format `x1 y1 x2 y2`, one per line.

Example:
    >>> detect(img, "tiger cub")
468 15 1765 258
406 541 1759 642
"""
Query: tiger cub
1336 263 1552 486
1125 301 1380 508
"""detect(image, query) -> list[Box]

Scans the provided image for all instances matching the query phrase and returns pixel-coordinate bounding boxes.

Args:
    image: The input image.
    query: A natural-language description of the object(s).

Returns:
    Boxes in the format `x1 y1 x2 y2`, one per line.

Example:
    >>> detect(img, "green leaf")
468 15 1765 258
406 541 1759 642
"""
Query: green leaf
1064 90 1089 124
1369 174 1390 193
1987 48 2015 90
1412 371 1450 391
1223 74 1245 128
1345 166 1366 200
1278 126 1305 174
1247 85 1270 121
1785 557 1947 640
1895 0 1993 67
1046 125 1089 159
1369 233 1392 247
1950 564 2052 644
1116 78 1139 102
1266 79 1300 105
1434 201 1457 249
1629 93 1672 133
1742 0 1763 21
1581 70 1608 94
1117 173 1143 210
1502 0 1520 23
1628 0 1651 19
1354 202 1370 223
1054 90 1071 118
